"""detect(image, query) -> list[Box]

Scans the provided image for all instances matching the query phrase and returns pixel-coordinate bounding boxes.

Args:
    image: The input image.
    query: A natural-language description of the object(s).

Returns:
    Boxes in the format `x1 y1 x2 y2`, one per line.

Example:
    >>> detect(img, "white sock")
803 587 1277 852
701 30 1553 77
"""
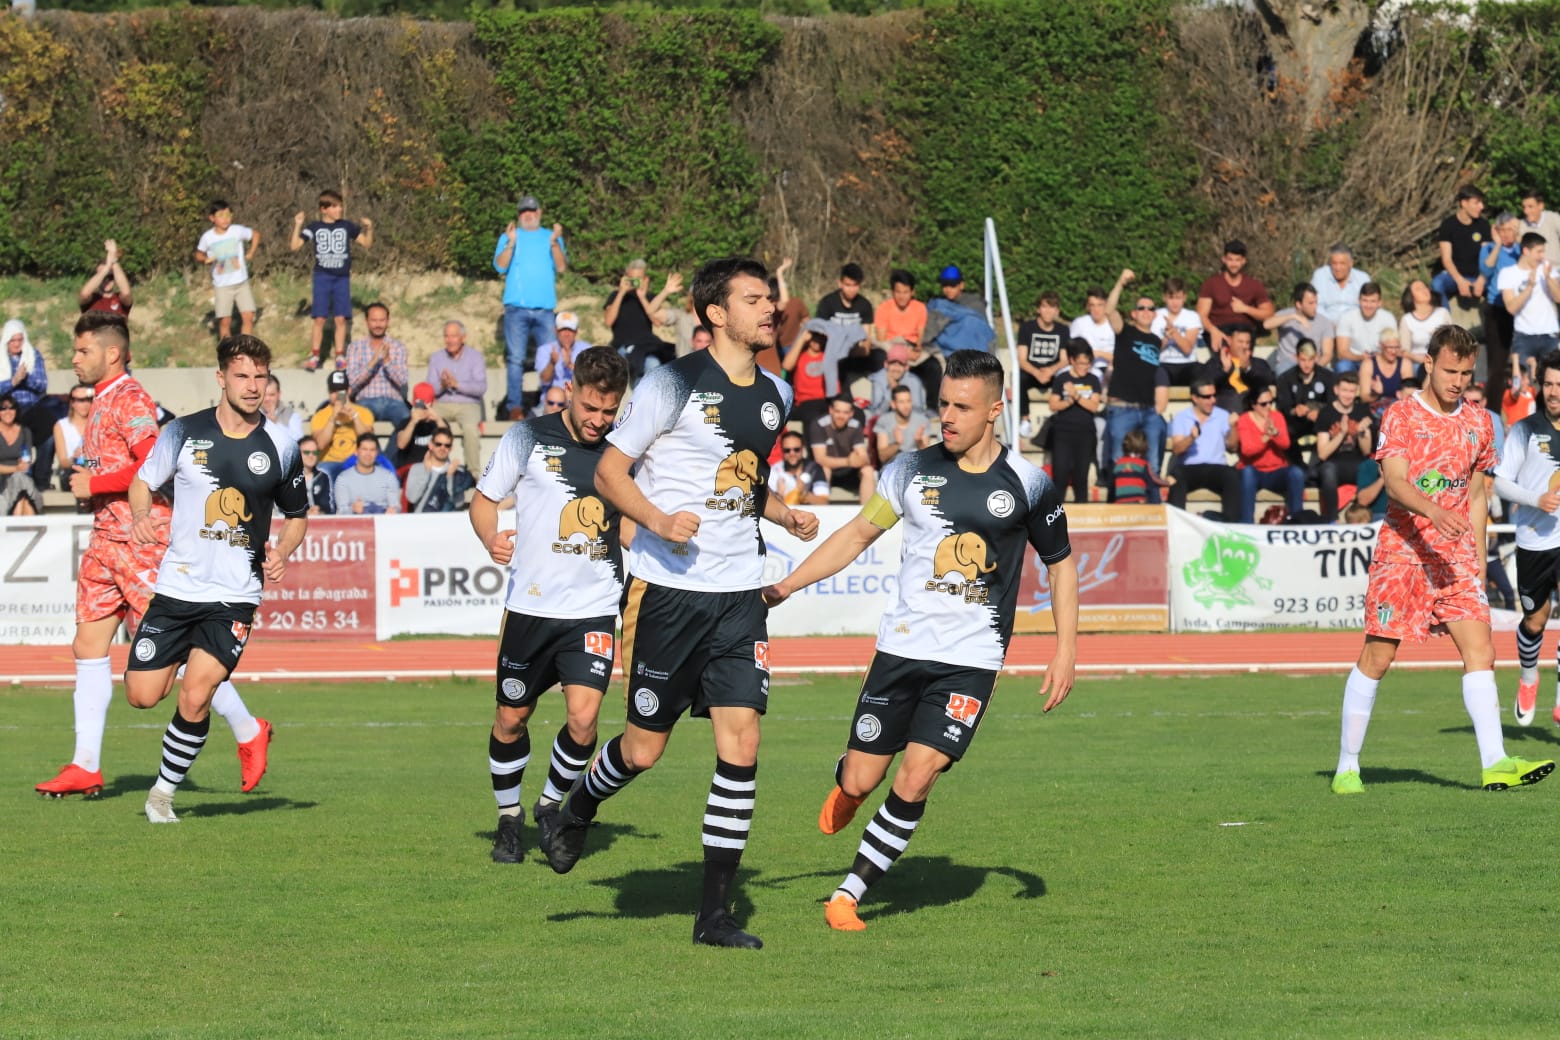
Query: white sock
1337 666 1378 774
211 681 260 743
70 656 115 773
1522 665 1539 685
1462 670 1507 769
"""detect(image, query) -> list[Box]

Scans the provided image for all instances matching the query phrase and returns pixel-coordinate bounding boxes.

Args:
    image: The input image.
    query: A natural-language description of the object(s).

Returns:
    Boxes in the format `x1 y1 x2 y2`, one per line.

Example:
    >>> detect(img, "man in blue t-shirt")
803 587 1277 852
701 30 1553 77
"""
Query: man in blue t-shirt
493 195 568 419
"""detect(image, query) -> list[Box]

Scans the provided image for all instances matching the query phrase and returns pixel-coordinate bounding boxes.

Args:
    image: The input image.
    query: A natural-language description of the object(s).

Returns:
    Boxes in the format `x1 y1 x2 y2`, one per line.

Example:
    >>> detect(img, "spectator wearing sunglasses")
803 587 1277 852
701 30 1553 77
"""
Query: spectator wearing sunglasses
297 435 334 515
53 384 94 495
1235 381 1305 523
404 431 475 513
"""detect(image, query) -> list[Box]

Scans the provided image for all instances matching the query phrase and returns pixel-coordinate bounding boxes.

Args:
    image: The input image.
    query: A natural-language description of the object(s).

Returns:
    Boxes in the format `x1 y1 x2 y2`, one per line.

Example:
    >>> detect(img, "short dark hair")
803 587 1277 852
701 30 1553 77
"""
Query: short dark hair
1426 323 1477 360
780 430 805 446
1335 370 1360 387
1524 188 1547 204
1066 337 1094 360
691 256 769 330
943 348 1004 395
217 334 272 371
1122 429 1148 457
1228 325 1254 343
1540 350 1560 385
1189 377 1216 397
1241 377 1274 410
1294 337 1317 357
318 189 343 207
830 394 855 409
1293 282 1317 304
74 311 129 354
208 198 230 216
1359 281 1382 299
357 432 380 450
1163 277 1187 295
889 268 916 291
839 262 865 283
1036 290 1061 309
1454 183 1484 203
0 393 16 412
890 384 912 398
365 301 389 318
1085 286 1107 303
1223 239 1248 256
571 345 629 396
1522 232 1547 252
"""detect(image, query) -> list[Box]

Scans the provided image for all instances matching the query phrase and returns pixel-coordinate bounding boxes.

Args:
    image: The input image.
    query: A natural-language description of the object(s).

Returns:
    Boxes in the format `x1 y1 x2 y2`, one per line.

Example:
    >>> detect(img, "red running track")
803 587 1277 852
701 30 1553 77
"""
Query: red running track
0 630 1479 686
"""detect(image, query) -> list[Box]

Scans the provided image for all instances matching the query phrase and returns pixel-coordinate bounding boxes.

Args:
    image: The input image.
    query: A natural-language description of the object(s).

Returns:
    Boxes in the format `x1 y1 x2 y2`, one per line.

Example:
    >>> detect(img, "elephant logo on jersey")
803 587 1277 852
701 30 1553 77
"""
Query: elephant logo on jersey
555 496 610 560
926 532 994 604
709 449 760 517
200 488 253 547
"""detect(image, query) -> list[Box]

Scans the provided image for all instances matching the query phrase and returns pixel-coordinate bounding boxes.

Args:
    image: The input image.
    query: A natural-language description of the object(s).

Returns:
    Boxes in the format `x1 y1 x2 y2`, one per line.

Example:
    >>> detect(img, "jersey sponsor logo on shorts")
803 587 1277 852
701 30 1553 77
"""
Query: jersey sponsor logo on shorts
986 490 1015 518
860 692 890 705
201 488 253 547
230 620 251 644
591 660 607 675
247 451 271 475
856 713 882 742
944 693 981 724
709 449 760 516
633 688 659 716
584 631 613 658
760 402 781 430
754 641 769 672
926 532 994 604
134 637 156 662
501 677 527 700
635 661 671 681
943 723 964 743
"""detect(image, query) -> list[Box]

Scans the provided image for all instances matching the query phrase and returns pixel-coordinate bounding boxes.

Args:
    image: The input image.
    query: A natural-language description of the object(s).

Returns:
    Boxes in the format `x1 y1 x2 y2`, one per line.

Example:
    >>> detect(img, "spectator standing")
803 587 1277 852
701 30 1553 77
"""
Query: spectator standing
783 320 857 429
1196 239 1274 353
404 430 474 512
605 261 680 380
1235 382 1305 523
290 189 373 371
1102 295 1169 503
1167 376 1240 518
1520 189 1560 261
1044 341 1103 503
395 383 450 467
922 265 994 397
194 199 259 338
816 262 878 386
1481 212 1523 398
297 435 333 515
809 395 877 501
536 311 591 396
1498 232 1560 382
1274 338 1334 467
1264 282 1336 373
873 269 929 396
333 433 401 514
78 239 133 317
426 321 488 473
865 344 927 419
1313 371 1375 524
345 302 410 429
493 195 566 417
0 393 40 515
1203 325 1274 417
1068 272 1130 380
1151 277 1204 386
1432 184 1491 311
875 384 931 467
1397 280 1452 367
1333 282 1396 373
310 369 373 467
766 259 805 374
1014 291 1068 424
768 429 830 506
1311 244 1371 326
261 374 305 443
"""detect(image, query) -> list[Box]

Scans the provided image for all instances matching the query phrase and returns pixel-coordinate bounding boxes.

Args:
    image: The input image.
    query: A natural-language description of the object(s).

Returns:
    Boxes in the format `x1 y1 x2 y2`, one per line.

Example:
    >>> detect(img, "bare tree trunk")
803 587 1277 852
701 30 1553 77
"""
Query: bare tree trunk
1253 0 1376 129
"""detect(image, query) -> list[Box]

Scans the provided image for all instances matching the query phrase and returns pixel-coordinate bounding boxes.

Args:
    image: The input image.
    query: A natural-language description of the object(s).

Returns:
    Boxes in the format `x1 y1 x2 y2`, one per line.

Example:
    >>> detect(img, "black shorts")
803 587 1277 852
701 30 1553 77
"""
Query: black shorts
847 652 999 763
1516 547 1560 615
125 595 256 677
620 577 769 731
496 611 616 707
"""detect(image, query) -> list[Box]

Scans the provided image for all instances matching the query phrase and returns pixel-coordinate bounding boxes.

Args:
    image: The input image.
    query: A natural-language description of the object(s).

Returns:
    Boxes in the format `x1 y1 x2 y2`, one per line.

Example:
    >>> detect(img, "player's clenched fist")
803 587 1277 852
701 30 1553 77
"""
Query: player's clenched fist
656 511 700 543
486 528 516 566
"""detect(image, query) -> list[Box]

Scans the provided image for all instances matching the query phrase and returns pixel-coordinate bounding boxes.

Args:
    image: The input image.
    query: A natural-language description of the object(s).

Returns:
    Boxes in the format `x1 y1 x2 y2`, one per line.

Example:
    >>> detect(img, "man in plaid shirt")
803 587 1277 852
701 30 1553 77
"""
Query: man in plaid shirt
345 302 410 437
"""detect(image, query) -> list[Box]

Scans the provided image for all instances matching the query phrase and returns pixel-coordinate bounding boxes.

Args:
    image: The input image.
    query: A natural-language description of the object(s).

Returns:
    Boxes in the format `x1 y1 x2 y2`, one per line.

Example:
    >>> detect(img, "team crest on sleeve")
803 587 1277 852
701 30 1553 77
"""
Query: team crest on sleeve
247 451 271 475
986 490 1015 518
761 402 781 430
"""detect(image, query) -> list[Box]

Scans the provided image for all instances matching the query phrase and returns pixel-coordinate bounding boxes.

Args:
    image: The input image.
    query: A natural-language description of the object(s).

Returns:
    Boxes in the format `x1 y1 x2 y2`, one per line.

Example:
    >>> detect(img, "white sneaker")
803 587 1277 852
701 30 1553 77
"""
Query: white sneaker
145 788 179 824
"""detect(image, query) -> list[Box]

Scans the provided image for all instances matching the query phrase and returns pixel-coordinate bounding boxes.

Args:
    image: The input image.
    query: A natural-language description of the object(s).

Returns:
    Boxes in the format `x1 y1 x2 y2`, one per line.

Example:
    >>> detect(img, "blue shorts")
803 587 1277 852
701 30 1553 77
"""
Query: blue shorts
311 272 352 319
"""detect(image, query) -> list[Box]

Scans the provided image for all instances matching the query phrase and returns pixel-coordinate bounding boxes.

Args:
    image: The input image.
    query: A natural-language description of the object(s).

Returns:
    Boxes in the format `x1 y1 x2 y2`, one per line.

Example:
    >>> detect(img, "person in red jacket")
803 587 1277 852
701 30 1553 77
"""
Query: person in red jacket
1236 381 1305 522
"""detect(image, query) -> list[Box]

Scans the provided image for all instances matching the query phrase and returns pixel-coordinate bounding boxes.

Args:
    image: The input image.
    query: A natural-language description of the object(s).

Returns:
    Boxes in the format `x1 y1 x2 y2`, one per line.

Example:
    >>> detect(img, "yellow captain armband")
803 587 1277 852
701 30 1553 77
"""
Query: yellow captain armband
860 493 901 531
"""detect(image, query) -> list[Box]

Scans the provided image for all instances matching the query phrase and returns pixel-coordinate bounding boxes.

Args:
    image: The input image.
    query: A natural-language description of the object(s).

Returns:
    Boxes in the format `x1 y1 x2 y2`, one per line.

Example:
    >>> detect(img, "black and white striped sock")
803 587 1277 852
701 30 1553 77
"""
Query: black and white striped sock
835 790 925 904
489 731 530 814
539 730 595 806
567 736 639 822
700 758 757 918
1518 622 1543 673
154 710 210 794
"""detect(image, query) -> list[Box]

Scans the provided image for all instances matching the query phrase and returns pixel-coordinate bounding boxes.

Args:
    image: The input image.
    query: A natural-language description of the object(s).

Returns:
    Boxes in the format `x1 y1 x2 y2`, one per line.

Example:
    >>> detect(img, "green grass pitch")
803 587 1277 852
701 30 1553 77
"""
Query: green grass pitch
4 669 1559 1039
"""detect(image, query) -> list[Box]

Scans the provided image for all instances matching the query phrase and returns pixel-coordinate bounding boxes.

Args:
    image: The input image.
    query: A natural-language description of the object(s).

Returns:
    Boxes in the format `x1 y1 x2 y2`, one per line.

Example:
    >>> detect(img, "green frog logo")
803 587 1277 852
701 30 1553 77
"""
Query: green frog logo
1182 530 1271 609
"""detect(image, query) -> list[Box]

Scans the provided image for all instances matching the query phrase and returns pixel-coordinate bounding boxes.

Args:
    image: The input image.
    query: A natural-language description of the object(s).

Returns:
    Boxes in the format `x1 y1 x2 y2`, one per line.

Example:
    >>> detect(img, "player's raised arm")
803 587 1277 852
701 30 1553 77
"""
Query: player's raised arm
595 443 699 543
764 509 889 606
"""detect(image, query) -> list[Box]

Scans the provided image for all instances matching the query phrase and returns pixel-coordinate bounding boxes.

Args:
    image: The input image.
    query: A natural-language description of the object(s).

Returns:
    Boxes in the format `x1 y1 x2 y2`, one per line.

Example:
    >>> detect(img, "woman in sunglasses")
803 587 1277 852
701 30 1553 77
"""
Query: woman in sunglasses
0 393 40 515
54 384 94 494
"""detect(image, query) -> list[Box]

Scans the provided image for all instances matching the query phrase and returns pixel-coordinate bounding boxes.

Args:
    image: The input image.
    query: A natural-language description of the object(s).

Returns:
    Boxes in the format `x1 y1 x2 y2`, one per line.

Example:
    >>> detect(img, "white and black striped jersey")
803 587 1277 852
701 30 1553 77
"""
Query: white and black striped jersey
477 409 624 619
865 445 1070 670
137 411 307 604
1495 411 1560 551
607 350 793 592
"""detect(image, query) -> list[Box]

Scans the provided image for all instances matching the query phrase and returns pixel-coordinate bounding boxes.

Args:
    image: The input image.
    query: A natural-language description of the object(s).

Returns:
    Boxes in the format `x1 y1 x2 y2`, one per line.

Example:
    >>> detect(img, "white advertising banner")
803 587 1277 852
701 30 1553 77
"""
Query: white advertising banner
1167 507 1375 632
761 505 902 636
0 516 95 644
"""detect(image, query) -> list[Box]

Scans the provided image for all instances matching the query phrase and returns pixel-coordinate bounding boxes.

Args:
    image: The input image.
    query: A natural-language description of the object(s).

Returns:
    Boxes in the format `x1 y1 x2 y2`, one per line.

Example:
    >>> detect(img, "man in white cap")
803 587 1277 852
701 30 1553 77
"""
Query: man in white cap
535 311 592 397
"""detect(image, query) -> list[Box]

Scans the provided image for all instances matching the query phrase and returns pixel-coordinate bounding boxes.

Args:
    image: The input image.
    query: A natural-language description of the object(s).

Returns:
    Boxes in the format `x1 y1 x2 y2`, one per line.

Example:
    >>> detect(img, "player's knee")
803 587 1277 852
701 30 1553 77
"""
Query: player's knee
564 713 597 746
493 706 529 739
123 676 163 710
619 738 665 772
